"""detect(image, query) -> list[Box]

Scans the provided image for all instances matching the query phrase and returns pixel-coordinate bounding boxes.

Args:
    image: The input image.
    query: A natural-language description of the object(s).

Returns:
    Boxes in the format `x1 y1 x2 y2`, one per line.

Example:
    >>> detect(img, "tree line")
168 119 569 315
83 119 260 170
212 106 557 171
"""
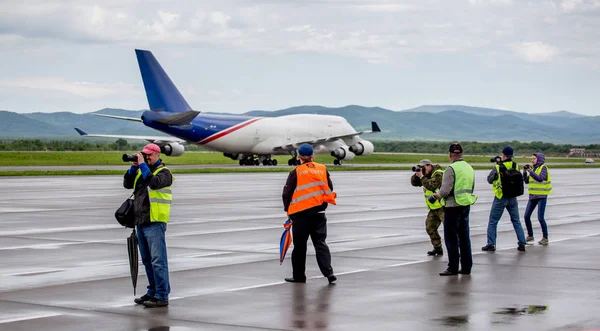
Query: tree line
0 139 597 156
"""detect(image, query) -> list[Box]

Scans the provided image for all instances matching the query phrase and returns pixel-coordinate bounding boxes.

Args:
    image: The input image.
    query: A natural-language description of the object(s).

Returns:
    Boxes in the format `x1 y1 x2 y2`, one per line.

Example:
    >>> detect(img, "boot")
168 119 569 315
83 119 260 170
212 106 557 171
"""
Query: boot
427 246 443 256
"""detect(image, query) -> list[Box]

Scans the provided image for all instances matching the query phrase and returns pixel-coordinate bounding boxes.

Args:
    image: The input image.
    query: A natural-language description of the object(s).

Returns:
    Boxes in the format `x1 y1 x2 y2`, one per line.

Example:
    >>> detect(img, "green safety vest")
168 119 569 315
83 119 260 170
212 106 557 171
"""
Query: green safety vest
527 165 552 195
423 169 445 210
492 161 518 199
449 160 477 206
133 166 173 223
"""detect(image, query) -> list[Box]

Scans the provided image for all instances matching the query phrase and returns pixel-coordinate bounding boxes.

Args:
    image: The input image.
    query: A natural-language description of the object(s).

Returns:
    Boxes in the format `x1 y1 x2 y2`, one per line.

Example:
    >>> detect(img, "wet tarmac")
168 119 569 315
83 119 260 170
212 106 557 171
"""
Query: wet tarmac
1 169 599 330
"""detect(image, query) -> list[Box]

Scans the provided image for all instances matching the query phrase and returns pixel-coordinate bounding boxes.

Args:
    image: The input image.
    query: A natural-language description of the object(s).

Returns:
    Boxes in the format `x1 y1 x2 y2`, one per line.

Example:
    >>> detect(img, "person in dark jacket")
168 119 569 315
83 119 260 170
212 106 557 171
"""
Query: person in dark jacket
523 152 552 245
123 143 173 308
282 144 337 284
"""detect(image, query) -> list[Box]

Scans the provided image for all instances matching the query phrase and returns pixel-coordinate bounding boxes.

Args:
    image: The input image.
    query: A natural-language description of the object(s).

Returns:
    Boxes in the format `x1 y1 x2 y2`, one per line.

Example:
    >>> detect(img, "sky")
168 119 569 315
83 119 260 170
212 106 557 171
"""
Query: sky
1 0 599 116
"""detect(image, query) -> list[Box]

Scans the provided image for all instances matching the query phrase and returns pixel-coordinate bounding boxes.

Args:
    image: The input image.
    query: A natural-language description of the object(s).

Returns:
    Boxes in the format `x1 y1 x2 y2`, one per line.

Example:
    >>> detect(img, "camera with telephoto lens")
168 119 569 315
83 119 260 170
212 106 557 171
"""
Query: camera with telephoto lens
122 152 147 163
490 156 502 163
412 165 423 172
523 164 531 170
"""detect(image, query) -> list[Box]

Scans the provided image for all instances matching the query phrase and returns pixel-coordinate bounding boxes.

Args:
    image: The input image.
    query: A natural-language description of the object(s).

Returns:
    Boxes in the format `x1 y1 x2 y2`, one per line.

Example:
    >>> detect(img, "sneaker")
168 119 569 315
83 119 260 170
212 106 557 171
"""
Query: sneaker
327 275 337 284
538 238 549 245
427 247 443 256
518 244 526 252
142 298 169 308
134 294 154 305
284 277 306 283
481 245 496 252
526 236 534 243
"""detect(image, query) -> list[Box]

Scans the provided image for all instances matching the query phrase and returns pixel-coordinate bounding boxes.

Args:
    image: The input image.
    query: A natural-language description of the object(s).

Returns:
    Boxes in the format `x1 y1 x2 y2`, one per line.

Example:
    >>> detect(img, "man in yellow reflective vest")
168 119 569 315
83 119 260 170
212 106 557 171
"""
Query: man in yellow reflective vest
410 159 445 256
282 144 337 284
482 146 527 252
432 143 477 276
123 143 173 308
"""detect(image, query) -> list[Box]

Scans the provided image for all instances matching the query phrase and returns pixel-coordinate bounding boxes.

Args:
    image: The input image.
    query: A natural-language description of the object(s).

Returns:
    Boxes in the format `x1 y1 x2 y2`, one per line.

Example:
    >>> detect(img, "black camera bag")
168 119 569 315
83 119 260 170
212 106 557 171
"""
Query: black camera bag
115 196 135 228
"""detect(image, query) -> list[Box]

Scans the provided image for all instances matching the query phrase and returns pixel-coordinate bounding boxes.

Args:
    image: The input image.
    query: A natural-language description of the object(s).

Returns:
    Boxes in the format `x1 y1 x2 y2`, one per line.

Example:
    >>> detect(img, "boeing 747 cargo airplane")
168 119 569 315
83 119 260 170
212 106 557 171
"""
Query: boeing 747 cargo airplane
75 50 380 166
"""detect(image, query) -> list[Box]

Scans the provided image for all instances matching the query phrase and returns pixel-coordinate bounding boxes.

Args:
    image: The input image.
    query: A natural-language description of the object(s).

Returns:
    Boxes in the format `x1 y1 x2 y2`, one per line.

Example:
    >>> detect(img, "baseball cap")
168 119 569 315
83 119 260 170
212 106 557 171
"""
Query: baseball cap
298 144 314 156
419 159 432 166
502 146 514 158
142 143 161 154
449 143 463 154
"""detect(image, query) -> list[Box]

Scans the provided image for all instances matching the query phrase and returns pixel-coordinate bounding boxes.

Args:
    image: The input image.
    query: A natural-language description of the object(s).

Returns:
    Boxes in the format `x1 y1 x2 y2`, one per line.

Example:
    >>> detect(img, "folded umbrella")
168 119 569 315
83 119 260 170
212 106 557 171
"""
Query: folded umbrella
279 218 293 265
127 229 139 295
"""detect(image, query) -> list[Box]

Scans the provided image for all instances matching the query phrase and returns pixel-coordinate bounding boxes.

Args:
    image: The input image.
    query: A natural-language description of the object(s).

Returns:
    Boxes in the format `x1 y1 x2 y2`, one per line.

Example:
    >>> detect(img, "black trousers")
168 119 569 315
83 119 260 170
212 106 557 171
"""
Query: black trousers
443 205 473 273
291 212 333 280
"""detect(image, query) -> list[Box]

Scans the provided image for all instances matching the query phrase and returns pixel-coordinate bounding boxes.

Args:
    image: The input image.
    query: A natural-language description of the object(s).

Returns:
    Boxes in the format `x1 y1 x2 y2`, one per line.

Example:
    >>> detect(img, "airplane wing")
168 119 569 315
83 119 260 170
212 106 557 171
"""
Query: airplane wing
92 113 143 122
273 121 381 152
74 128 188 145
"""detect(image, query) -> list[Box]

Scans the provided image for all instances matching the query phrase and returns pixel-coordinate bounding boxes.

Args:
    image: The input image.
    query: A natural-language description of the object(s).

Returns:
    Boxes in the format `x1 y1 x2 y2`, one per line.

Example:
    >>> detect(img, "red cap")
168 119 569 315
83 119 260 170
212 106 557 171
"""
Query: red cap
142 143 161 154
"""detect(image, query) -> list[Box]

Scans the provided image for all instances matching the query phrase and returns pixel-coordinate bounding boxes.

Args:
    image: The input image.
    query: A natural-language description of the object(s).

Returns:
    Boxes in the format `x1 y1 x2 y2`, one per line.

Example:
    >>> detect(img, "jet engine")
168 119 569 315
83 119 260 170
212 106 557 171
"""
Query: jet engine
330 146 355 160
161 143 185 156
223 153 241 160
349 140 374 156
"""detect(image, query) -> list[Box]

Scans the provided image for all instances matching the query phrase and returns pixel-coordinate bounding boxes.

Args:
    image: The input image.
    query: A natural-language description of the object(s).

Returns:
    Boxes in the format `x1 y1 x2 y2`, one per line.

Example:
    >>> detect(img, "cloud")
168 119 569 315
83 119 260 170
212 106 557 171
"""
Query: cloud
0 0 598 66
514 41 558 63
0 77 140 98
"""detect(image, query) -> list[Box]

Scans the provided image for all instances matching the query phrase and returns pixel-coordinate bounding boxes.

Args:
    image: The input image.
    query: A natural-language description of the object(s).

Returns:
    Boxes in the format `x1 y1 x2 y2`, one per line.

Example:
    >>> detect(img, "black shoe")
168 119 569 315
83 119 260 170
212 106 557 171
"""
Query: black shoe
518 244 526 252
427 247 444 256
481 245 496 252
134 294 154 305
458 269 471 275
143 298 169 308
439 269 458 276
285 277 306 283
327 275 337 284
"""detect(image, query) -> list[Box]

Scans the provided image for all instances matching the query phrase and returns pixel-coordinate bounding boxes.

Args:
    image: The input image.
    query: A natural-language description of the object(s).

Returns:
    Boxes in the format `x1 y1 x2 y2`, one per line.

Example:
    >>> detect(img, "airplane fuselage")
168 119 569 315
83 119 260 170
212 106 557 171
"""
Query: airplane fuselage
142 111 358 155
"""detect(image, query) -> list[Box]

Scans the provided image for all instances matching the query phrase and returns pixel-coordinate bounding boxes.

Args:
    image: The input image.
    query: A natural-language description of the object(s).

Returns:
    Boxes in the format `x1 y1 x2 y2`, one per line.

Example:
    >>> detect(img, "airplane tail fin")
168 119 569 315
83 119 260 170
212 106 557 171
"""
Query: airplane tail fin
135 49 193 113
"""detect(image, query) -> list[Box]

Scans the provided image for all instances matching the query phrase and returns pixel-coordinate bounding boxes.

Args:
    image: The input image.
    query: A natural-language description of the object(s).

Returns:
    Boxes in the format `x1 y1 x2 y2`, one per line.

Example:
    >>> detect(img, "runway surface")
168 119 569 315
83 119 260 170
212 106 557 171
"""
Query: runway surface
1 169 599 330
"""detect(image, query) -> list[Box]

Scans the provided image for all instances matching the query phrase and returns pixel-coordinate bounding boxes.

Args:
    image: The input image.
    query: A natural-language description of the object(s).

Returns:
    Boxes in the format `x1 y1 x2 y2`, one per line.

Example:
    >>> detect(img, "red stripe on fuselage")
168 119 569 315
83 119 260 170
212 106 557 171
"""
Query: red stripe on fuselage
198 118 262 145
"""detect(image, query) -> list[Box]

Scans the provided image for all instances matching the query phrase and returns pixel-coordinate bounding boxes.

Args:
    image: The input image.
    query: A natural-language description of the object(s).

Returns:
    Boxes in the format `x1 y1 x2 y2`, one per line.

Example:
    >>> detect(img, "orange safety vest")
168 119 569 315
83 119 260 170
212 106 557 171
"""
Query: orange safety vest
287 162 337 216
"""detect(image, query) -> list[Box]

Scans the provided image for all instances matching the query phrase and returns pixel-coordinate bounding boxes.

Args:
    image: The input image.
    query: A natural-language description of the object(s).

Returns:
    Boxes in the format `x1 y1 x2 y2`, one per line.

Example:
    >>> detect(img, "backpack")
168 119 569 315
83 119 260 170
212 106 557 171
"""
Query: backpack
499 162 524 198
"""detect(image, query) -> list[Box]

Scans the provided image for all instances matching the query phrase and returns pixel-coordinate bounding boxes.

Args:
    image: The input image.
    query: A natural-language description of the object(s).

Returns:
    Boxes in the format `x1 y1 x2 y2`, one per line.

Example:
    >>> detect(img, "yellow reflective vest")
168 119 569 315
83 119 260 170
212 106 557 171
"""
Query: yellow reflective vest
528 165 552 196
134 166 173 223
423 169 445 210
449 161 477 206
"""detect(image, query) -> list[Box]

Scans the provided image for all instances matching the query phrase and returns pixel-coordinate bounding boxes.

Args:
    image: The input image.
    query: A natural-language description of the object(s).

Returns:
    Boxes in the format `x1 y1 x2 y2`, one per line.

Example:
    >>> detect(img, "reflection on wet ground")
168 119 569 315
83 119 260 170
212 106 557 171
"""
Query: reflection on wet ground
495 305 549 316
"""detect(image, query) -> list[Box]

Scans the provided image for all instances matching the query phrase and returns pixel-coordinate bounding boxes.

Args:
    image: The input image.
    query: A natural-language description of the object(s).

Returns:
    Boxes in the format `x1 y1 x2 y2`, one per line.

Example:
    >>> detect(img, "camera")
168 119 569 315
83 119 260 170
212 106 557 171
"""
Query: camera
490 156 501 163
122 152 147 163
412 165 422 172
523 164 531 170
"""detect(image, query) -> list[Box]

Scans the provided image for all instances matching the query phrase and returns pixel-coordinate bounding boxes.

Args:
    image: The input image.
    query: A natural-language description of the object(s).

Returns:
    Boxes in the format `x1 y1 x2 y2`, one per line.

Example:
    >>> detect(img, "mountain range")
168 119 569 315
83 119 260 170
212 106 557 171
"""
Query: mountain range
0 105 598 144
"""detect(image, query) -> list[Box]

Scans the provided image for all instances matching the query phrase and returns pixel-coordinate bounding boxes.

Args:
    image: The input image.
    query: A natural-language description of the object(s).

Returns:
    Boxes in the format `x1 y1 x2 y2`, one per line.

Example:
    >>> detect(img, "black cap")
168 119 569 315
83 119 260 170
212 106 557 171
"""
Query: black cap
449 143 463 154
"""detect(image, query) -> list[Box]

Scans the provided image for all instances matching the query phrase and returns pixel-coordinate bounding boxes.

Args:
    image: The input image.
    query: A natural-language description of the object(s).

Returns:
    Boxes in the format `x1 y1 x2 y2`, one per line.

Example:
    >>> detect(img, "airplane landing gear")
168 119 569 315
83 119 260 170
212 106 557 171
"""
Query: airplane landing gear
239 156 260 166
333 159 343 165
288 158 300 166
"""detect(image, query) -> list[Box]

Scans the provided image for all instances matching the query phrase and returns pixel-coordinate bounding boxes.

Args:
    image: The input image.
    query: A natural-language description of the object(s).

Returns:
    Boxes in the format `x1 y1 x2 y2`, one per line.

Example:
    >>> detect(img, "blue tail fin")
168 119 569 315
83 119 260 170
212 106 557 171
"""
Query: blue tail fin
135 49 192 113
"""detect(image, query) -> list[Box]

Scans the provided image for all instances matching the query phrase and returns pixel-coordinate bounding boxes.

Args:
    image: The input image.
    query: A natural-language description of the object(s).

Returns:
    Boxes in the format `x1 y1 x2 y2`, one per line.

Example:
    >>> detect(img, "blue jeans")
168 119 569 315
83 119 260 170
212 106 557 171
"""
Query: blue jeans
137 222 170 301
524 198 548 239
443 206 472 273
487 197 526 246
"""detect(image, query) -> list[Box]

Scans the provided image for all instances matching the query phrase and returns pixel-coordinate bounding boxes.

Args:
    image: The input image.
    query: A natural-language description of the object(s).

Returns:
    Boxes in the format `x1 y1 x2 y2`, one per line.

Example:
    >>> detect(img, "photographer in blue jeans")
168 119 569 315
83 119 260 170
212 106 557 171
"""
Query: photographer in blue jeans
482 146 527 252
523 152 551 245
123 143 173 308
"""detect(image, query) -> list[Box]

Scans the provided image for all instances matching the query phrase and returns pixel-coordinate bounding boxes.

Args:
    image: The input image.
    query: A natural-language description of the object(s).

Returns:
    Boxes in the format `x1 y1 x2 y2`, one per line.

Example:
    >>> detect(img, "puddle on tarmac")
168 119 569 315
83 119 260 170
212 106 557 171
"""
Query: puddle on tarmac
433 315 469 327
494 305 549 316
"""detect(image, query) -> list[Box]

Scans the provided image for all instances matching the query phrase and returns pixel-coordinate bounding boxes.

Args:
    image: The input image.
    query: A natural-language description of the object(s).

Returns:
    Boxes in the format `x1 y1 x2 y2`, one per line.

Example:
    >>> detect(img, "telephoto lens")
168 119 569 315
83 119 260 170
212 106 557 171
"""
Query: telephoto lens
122 154 138 162
412 165 421 172
490 156 501 163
